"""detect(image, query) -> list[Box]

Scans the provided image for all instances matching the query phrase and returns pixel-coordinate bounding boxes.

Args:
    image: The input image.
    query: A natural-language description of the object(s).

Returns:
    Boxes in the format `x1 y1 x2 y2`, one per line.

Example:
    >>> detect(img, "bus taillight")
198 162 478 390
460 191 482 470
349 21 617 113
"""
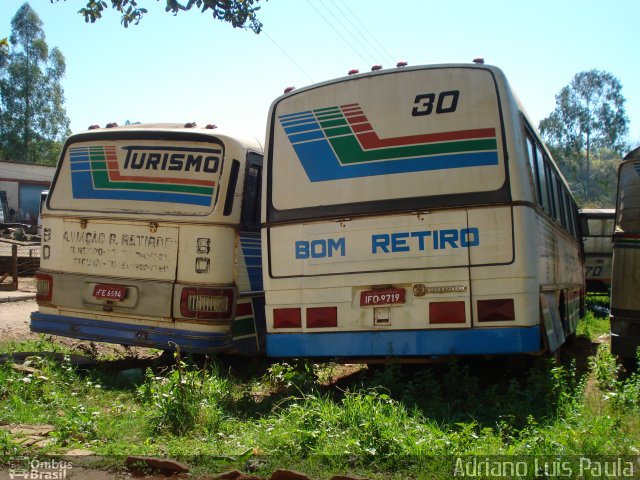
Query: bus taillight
477 299 515 322
35 273 53 303
429 301 466 324
306 307 337 328
273 308 301 328
180 287 233 319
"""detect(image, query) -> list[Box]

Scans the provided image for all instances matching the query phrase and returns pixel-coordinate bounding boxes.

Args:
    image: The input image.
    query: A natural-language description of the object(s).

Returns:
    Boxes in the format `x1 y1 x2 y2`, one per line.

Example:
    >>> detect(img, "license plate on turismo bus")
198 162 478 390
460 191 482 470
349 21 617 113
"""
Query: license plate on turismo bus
92 284 127 301
360 288 405 306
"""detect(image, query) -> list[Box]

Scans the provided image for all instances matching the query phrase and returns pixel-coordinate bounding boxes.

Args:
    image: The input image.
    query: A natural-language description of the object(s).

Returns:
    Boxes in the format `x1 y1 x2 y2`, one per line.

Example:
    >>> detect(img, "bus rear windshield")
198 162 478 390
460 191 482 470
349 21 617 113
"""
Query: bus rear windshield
267 66 508 222
49 137 225 216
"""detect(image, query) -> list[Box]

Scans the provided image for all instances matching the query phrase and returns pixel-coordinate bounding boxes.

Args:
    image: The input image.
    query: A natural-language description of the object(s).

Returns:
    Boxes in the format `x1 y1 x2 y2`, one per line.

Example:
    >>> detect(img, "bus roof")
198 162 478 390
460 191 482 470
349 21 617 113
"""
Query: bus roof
623 146 640 162
72 123 263 152
272 62 507 102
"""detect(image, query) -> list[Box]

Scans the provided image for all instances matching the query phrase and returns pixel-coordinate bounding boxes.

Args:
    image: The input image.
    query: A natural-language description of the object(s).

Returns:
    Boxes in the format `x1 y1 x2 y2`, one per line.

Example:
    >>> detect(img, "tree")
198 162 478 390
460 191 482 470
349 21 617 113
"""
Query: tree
0 3 70 165
539 70 628 205
52 0 265 31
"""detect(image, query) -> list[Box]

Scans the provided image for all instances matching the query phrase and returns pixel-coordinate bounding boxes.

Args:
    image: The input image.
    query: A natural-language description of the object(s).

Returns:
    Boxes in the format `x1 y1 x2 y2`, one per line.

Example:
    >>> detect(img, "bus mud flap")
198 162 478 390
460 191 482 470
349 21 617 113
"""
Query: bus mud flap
540 292 566 353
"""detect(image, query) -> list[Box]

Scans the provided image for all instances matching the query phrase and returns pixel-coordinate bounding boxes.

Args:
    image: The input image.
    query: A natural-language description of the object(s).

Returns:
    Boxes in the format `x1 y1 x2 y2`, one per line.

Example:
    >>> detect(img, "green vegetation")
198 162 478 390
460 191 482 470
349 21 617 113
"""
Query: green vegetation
0 3 70 165
1 300 638 479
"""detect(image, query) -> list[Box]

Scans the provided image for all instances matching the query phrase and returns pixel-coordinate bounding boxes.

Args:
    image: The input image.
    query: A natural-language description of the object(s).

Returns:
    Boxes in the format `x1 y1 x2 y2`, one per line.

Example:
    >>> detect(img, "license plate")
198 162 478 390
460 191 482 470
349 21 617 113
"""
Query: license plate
93 284 127 301
360 288 405 306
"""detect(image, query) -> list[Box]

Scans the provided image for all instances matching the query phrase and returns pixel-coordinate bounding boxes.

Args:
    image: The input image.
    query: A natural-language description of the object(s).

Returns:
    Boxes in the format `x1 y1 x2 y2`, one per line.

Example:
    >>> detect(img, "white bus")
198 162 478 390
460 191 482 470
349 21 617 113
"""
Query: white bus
262 63 584 359
610 146 640 360
31 123 266 354
580 208 614 294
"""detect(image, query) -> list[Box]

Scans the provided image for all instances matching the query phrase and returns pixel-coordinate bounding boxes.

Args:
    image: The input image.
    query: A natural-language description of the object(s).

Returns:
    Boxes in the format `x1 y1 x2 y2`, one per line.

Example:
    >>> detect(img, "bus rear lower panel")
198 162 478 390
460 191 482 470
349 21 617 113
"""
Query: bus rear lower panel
266 326 541 358
610 311 640 359
30 311 235 353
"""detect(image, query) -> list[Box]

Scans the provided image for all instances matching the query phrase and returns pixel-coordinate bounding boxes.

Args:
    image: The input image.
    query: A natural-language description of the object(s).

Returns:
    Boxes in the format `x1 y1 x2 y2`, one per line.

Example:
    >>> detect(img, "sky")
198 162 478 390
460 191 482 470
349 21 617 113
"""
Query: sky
1 0 639 148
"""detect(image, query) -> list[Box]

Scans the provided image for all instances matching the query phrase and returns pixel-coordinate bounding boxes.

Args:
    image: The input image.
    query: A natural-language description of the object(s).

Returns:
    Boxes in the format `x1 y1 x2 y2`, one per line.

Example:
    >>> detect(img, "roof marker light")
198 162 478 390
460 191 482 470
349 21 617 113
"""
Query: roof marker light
284 86 295 93
371 64 382 71
396 61 408 68
184 122 196 128
348 69 359 75
88 125 100 130
473 57 485 64
105 122 118 128
205 124 217 129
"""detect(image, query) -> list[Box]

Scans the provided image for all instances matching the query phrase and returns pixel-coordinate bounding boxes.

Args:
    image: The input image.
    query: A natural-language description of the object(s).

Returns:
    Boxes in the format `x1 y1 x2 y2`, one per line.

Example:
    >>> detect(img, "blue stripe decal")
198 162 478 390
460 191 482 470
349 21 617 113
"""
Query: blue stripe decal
289 130 326 143
240 233 263 291
70 170 212 206
284 121 321 135
31 312 232 353
266 327 541 357
291 138 499 182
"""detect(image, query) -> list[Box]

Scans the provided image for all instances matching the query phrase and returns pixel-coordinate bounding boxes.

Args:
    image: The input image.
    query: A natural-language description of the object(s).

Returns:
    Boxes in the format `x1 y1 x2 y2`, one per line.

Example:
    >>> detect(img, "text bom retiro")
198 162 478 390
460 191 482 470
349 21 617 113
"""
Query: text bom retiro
295 228 480 259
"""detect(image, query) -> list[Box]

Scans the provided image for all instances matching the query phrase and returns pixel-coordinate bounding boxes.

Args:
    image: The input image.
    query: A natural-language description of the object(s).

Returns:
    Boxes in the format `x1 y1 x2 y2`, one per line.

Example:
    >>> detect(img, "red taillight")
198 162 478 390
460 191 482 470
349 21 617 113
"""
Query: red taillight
35 273 53 302
273 308 301 328
429 301 466 324
306 307 337 328
477 299 515 322
179 287 233 319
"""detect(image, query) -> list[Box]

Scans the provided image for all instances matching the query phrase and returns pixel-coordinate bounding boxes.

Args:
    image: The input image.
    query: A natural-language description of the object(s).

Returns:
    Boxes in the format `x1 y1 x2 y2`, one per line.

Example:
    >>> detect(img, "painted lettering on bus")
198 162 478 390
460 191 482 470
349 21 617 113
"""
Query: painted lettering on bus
295 238 346 259
371 228 480 254
123 147 220 173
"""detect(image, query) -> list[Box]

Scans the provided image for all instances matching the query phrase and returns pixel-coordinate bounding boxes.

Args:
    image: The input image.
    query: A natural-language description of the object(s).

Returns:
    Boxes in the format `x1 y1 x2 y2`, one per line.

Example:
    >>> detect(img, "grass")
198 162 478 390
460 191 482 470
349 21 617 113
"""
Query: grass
1 299 638 479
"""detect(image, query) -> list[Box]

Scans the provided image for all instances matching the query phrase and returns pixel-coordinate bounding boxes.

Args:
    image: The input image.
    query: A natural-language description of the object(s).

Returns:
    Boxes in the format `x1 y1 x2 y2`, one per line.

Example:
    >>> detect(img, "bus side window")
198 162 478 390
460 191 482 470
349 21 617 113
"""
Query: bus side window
240 156 262 232
526 136 541 204
535 145 551 214
223 160 241 217
549 169 562 223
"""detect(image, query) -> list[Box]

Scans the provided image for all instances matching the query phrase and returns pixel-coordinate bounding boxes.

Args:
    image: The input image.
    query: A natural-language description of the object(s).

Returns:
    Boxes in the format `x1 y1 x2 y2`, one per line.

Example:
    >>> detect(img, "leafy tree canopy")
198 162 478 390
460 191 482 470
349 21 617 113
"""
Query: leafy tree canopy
540 69 629 205
51 0 265 31
0 3 70 165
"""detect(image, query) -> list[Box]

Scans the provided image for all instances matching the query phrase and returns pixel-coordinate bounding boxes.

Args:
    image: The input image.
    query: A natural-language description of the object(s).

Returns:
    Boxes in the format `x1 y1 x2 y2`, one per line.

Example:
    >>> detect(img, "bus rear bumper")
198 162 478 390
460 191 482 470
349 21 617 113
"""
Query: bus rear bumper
610 315 640 359
30 312 233 354
266 326 541 358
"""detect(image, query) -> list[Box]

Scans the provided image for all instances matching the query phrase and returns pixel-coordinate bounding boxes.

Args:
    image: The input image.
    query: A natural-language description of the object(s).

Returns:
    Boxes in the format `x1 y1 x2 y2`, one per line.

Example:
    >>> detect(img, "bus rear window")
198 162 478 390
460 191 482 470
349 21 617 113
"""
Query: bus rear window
49 137 224 216
268 67 507 221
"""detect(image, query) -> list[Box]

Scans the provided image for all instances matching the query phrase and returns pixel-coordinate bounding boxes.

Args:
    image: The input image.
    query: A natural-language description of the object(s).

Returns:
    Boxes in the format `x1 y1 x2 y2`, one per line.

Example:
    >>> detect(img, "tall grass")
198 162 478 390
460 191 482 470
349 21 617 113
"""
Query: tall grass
1 302 640 478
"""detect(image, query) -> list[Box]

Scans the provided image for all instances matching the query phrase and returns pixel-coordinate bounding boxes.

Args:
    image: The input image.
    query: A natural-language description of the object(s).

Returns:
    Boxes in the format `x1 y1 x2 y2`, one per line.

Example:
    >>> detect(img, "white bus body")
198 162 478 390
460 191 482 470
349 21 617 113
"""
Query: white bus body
580 208 614 293
37 190 49 237
610 147 640 359
262 64 583 359
31 124 265 354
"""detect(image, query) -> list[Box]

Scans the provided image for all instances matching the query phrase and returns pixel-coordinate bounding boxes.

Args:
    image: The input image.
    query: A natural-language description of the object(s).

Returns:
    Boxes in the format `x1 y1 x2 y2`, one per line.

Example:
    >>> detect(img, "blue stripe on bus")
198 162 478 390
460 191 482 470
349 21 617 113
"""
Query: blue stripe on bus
70 162 93 172
240 234 263 291
290 139 499 182
284 121 321 135
30 312 232 353
70 170 213 206
266 326 541 357
289 130 326 143
279 110 314 122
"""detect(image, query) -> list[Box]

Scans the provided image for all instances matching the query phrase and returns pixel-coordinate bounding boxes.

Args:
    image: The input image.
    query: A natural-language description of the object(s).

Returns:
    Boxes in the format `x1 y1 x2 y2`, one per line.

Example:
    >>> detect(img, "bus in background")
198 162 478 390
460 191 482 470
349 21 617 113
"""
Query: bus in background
262 63 583 360
37 190 49 237
610 146 640 361
31 123 265 354
579 208 614 294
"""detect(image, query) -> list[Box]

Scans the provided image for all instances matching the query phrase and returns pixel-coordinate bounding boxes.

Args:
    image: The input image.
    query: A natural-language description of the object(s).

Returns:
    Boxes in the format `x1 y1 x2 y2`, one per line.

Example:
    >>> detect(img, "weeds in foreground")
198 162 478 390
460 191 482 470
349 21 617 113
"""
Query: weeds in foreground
1 311 640 478
137 350 231 436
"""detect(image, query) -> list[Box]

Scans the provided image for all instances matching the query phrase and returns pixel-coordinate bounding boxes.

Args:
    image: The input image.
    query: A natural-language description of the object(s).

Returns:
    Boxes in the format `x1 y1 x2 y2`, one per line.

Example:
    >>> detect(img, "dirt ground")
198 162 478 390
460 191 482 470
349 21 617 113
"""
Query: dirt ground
0 279 157 360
